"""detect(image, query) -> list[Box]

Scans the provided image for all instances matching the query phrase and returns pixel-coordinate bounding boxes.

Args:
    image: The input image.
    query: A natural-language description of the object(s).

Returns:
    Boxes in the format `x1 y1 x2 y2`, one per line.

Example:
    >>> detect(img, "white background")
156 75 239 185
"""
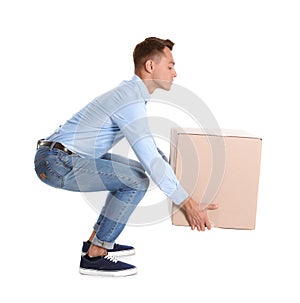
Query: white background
1 0 299 302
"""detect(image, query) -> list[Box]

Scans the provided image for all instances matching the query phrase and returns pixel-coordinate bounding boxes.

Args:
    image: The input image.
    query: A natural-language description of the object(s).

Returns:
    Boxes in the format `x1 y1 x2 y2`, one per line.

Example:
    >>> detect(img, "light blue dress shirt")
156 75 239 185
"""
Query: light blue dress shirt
46 75 188 205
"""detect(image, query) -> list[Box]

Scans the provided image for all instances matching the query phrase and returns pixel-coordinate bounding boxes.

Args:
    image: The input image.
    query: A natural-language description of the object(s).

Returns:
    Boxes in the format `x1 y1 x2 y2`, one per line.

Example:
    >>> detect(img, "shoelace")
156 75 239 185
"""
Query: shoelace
104 255 118 263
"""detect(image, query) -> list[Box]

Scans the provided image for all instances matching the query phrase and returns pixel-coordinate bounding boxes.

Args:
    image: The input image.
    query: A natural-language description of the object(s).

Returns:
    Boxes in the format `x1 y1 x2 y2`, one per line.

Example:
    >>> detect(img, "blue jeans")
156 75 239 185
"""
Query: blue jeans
34 146 150 249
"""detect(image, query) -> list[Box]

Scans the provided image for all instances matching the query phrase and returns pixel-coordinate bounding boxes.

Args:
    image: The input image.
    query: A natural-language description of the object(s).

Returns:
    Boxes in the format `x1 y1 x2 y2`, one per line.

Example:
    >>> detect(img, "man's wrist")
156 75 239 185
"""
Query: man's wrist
179 196 191 208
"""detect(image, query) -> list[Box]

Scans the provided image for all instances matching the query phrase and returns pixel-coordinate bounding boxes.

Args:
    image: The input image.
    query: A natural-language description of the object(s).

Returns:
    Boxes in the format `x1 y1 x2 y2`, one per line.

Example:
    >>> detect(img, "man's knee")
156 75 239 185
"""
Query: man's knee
134 172 150 191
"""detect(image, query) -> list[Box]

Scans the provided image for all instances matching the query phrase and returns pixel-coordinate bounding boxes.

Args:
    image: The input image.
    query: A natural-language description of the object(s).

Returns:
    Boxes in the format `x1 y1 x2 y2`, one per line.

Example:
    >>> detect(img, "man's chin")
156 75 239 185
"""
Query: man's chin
160 82 172 91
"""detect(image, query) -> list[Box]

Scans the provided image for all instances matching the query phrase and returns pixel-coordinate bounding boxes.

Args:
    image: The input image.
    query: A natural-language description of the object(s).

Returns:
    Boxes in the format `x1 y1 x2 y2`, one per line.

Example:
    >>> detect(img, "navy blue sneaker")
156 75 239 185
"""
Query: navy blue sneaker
79 254 137 277
82 241 135 257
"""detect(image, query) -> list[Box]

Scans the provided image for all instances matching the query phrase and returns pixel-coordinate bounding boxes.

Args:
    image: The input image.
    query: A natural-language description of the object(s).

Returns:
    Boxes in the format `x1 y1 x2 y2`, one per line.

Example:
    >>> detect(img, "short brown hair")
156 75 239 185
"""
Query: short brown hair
133 37 174 71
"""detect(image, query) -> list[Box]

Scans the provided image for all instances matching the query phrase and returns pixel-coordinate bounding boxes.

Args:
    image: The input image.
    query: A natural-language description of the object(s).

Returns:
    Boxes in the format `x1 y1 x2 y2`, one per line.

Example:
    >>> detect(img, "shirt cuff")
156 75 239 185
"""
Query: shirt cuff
169 184 189 205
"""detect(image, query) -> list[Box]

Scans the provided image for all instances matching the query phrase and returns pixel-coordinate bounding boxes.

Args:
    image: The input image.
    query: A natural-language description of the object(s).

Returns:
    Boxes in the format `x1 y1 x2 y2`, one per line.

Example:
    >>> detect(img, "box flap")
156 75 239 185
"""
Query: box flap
171 127 261 139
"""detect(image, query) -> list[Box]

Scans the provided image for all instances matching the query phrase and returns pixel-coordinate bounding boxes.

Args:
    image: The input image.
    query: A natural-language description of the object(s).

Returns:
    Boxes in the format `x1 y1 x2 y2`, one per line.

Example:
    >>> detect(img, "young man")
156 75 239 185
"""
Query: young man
34 37 217 277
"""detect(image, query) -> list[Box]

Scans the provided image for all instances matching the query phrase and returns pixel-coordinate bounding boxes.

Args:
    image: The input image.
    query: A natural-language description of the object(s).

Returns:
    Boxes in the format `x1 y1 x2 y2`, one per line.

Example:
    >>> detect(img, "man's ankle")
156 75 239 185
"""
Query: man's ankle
88 244 108 257
88 230 96 242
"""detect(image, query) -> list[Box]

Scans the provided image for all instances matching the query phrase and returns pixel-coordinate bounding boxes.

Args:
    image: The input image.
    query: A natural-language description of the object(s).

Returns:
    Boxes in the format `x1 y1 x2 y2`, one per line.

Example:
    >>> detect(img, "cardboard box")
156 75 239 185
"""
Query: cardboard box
170 128 262 229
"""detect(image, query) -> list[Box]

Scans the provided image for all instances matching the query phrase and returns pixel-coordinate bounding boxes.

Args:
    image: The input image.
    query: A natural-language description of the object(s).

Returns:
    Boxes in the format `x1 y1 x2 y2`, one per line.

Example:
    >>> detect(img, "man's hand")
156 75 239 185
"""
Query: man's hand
181 196 218 231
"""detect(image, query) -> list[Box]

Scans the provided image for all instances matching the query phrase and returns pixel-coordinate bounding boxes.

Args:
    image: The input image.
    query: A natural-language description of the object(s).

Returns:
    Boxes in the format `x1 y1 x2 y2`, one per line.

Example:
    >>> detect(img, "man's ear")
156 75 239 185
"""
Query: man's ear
145 59 154 74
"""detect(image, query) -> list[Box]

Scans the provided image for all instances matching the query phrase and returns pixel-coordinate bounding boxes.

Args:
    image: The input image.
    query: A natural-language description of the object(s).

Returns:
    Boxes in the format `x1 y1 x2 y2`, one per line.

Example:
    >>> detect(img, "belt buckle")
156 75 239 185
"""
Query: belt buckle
37 139 44 149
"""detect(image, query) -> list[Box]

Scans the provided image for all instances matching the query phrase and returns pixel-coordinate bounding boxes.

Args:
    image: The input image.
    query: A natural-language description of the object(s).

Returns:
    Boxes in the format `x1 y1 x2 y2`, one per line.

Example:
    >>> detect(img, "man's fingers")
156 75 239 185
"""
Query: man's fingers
205 220 212 230
185 204 216 231
195 223 206 231
199 224 205 231
194 216 213 231
186 215 195 230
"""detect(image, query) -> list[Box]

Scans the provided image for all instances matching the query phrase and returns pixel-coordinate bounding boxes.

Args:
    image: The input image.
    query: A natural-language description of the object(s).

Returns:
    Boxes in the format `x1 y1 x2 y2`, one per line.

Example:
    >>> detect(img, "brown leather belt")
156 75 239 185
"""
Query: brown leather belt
37 140 75 155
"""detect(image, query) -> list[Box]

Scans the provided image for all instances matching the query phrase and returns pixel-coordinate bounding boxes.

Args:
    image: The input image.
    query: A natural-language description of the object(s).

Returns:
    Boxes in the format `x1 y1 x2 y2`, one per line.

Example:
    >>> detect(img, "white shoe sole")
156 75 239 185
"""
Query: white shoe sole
108 248 135 257
79 266 138 277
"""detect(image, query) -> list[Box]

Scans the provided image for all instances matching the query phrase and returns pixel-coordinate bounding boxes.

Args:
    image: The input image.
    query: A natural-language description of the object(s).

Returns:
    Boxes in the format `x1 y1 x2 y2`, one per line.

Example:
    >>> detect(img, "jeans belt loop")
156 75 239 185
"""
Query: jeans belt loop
49 141 56 150
37 140 41 150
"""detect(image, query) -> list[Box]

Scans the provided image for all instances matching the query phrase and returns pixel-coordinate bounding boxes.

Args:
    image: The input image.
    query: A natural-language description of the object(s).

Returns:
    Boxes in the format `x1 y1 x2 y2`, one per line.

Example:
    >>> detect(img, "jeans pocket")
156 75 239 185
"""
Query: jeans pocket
35 158 72 188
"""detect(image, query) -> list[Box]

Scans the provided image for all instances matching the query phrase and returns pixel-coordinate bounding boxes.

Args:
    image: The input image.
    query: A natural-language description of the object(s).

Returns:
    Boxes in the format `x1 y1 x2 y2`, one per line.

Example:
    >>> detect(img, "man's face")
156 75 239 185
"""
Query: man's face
152 47 177 91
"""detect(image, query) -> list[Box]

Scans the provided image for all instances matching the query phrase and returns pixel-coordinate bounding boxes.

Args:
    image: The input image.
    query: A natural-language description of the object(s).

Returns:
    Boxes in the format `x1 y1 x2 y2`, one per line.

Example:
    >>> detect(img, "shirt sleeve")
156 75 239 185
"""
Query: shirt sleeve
111 100 188 205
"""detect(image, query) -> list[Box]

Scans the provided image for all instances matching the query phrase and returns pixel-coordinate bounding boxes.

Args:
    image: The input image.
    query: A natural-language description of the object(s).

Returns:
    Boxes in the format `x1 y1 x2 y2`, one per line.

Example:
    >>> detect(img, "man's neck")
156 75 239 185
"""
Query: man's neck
135 72 157 94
